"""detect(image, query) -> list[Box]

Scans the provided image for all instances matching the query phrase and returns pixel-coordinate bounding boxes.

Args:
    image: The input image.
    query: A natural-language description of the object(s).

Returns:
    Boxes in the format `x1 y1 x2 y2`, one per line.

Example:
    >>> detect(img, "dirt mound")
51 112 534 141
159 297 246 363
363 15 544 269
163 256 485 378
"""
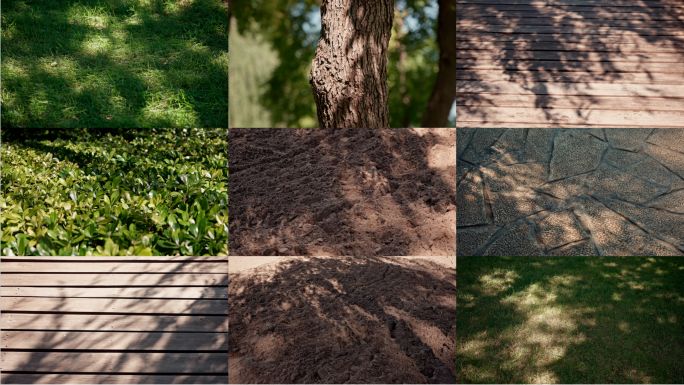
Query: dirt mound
228 128 456 256
228 257 456 384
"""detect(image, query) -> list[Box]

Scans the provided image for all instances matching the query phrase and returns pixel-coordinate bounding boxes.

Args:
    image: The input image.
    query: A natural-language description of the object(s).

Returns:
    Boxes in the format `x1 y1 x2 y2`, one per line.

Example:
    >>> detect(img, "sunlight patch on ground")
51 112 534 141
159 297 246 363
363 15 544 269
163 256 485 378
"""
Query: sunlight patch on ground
479 269 520 295
81 35 112 55
2 59 28 78
213 52 229 70
495 277 591 383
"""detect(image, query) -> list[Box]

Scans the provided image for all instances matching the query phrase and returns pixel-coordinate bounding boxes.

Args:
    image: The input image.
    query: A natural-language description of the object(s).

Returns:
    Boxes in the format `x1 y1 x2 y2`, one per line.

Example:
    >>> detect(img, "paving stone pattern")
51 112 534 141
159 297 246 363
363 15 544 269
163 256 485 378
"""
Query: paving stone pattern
457 128 684 256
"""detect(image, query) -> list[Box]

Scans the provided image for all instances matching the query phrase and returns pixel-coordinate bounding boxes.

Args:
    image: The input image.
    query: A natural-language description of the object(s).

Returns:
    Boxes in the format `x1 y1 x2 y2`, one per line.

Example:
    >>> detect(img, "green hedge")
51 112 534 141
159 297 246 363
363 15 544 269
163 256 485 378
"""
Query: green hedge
1 129 229 256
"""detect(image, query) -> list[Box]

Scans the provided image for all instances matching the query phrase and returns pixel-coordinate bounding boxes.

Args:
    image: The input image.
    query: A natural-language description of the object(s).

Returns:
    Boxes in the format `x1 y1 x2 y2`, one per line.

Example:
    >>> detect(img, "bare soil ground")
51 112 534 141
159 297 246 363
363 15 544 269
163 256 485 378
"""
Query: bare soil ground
228 128 456 256
228 256 456 384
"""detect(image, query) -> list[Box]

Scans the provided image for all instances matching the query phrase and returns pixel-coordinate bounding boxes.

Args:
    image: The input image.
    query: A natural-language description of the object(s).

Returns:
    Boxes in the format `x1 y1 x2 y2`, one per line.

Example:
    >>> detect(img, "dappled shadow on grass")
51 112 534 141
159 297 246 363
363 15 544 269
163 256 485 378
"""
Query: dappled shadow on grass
1 0 227 128
1 257 228 384
457 257 684 384
229 256 455 384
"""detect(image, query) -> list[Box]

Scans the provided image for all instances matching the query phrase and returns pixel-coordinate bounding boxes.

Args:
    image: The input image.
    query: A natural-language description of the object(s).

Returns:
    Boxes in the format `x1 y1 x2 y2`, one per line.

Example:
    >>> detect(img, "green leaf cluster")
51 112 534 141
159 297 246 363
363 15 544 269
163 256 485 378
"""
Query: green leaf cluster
1 128 229 256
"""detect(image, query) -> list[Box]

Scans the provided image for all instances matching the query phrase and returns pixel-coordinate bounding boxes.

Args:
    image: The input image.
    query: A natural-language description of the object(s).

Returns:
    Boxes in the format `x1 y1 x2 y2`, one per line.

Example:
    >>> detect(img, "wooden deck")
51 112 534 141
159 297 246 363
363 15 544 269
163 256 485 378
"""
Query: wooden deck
456 0 684 127
0 256 228 384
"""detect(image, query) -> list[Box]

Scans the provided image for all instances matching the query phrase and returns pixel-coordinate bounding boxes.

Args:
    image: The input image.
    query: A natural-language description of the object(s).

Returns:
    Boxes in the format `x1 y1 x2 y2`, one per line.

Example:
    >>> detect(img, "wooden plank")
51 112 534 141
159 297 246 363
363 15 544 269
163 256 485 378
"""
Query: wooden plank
456 32 684 45
2 331 227 351
457 5 684 13
0 262 227 273
457 69 684 84
457 25 684 35
457 41 684 53
457 60 684 73
0 286 228 299
457 18 684 28
457 121 678 128
456 94 684 111
0 273 227 286
456 0 684 7
0 374 227 384
456 106 684 127
1 314 228 332
0 352 227 373
457 10 684 21
0 256 227 262
1 297 227 315
457 49 684 63
457 80 684 97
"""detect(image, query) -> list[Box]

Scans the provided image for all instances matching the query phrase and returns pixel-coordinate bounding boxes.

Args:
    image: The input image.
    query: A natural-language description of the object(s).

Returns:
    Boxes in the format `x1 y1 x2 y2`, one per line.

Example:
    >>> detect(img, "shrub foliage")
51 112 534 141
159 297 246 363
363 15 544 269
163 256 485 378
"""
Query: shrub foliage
1 129 229 256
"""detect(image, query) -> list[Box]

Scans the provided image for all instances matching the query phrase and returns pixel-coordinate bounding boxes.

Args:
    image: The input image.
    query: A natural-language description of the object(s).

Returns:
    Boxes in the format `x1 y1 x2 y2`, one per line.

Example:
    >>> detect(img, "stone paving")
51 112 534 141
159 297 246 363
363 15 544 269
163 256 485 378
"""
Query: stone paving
457 128 684 256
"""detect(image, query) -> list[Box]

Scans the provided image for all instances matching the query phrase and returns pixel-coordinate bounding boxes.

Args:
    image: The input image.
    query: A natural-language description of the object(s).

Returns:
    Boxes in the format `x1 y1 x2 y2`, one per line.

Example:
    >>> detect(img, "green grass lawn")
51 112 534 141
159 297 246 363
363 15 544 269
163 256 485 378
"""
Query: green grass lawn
1 129 229 256
457 257 684 384
1 0 228 128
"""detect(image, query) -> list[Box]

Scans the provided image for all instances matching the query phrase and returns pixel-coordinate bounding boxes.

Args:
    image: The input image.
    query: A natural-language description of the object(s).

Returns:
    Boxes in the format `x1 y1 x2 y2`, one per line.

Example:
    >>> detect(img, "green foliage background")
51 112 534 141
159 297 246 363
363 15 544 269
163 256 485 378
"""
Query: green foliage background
1 129 229 256
229 0 444 128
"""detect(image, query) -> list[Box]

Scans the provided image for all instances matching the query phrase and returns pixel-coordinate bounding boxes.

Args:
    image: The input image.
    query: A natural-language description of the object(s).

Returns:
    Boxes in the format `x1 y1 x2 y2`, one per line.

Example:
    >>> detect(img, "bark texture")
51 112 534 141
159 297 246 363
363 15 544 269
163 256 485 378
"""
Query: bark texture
310 0 397 128
422 0 456 127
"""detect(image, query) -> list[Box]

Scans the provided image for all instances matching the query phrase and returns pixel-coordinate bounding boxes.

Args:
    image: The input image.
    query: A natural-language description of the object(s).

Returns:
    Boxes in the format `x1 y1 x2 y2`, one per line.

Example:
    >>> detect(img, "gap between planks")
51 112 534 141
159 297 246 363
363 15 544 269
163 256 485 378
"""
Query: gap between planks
2 331 227 351
0 374 227 384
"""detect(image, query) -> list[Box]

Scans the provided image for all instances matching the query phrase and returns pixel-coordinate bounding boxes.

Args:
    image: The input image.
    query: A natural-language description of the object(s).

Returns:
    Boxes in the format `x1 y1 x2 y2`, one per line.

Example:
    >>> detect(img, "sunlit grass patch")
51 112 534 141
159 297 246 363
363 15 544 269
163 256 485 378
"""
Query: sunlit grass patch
458 257 684 384
1 0 227 128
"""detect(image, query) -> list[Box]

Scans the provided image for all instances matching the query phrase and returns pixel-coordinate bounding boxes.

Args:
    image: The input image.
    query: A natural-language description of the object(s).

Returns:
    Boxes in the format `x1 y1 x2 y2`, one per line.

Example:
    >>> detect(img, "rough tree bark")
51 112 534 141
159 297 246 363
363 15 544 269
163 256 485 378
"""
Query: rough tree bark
422 0 456 127
310 0 397 128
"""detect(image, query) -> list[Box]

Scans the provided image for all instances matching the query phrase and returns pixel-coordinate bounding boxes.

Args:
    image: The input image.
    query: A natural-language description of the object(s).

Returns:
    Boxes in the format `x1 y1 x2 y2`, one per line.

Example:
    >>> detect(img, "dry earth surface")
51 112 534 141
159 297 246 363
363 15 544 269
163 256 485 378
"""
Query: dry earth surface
457 128 684 256
228 128 456 256
228 256 456 384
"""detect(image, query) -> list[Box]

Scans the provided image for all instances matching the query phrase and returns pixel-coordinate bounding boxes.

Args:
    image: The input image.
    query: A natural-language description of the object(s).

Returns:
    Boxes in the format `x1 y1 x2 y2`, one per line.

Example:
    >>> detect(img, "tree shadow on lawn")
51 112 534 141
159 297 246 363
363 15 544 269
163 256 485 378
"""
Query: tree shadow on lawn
1 0 227 128
1 258 228 384
228 128 456 256
228 256 456 384
457 257 684 384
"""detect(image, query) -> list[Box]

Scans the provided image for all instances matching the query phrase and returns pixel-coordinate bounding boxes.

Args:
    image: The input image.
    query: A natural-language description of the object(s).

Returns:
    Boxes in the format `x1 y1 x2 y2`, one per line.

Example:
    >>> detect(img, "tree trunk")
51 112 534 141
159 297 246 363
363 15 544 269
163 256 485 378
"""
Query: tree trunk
310 0 397 128
421 0 456 127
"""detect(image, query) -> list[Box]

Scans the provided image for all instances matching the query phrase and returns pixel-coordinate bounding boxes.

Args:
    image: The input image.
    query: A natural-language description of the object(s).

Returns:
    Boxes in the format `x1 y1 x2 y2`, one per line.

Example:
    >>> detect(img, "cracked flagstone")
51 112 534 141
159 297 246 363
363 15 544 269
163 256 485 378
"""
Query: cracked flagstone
457 128 684 256
549 130 608 181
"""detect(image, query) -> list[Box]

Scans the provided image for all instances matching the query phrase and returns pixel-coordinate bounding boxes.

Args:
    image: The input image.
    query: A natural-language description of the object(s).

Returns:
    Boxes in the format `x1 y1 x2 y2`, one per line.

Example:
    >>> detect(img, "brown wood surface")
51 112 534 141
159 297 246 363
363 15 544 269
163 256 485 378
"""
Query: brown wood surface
0 374 227 384
0 352 227 373
456 93 684 111
457 80 684 97
458 41 684 53
457 106 684 127
457 60 684 72
0 257 227 382
457 69 684 84
457 0 684 127
0 256 227 262
457 50 684 63
457 5 684 13
1 286 228 299
1 313 228 332
1 261 227 273
1 273 226 286
457 25 684 35
457 17 684 28
457 33 684 45
457 0 684 7
2 297 227 314
457 10 684 21
2 331 227 351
